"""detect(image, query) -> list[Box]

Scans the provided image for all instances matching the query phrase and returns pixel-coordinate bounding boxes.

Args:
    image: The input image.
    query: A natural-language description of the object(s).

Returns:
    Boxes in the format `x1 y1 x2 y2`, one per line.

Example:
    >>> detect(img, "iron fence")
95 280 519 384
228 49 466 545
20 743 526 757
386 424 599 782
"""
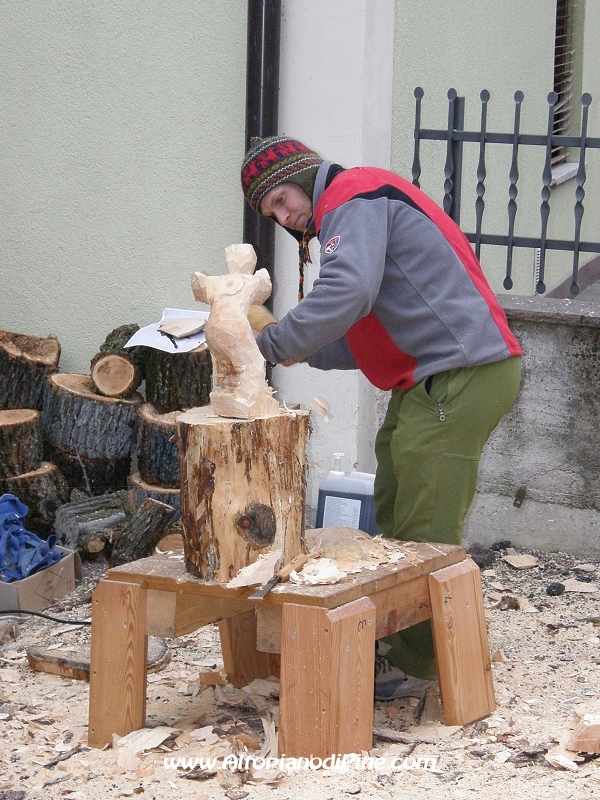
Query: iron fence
412 88 600 295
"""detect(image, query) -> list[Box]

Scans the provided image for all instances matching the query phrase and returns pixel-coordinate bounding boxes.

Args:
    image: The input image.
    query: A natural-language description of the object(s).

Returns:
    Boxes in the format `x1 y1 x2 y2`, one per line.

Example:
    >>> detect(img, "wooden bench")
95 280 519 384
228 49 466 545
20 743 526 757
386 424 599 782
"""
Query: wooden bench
88 538 495 758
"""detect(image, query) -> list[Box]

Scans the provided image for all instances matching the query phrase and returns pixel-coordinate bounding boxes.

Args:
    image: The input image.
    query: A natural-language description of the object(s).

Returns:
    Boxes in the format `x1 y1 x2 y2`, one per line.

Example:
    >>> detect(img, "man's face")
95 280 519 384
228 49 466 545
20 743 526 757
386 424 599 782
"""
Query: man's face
259 183 312 231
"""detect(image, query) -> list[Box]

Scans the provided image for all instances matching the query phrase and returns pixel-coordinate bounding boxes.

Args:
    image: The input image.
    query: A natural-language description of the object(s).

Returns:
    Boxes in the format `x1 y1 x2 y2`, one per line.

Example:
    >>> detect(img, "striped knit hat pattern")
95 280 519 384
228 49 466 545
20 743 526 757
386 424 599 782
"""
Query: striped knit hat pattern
241 136 323 213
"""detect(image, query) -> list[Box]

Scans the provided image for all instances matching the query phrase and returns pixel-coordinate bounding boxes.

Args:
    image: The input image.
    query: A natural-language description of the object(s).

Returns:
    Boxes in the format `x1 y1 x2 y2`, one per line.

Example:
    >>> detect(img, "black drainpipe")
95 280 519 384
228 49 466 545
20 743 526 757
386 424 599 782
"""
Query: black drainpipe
243 0 281 310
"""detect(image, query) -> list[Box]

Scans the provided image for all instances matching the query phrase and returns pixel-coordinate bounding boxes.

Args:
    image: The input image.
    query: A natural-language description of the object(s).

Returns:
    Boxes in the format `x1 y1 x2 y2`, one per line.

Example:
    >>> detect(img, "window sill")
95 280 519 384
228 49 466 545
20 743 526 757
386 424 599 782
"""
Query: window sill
550 162 579 187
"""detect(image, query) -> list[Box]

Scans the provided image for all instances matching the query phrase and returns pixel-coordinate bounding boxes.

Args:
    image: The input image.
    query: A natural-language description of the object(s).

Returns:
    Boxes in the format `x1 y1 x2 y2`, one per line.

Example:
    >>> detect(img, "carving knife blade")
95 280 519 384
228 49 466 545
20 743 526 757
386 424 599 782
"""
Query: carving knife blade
247 552 309 600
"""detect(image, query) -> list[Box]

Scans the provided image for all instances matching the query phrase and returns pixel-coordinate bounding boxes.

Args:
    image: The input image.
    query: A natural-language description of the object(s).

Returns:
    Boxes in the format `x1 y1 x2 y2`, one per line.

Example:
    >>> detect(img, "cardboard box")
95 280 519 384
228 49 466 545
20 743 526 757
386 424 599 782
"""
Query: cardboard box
0 547 82 613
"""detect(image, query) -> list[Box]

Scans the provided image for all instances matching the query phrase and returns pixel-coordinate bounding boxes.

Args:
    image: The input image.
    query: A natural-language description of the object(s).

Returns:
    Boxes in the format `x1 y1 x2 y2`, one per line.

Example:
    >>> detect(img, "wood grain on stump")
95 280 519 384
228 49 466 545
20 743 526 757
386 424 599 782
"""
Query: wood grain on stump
90 324 145 398
4 461 68 538
144 345 212 413
177 405 310 582
0 330 60 410
136 403 181 488
0 409 43 481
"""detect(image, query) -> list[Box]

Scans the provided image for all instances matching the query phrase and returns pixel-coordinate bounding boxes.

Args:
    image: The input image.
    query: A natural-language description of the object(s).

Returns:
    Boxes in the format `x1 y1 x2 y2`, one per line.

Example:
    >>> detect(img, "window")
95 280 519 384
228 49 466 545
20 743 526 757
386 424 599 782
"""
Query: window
552 0 576 165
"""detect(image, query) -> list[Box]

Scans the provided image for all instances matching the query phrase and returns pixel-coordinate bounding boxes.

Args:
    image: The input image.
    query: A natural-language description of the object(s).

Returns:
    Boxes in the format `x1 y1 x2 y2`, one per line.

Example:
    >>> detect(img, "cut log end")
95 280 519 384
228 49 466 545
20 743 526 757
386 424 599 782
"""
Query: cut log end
91 354 137 398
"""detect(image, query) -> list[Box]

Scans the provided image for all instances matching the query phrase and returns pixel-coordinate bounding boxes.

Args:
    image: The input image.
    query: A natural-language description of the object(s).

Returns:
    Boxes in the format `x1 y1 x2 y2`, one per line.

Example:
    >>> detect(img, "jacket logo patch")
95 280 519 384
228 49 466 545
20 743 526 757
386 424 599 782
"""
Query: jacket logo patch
324 235 340 254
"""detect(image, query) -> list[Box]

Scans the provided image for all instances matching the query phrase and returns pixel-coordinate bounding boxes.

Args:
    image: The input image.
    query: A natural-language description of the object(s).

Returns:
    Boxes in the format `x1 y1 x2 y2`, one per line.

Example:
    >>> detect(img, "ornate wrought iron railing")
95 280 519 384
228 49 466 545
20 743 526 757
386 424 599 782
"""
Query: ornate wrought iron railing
412 88 600 295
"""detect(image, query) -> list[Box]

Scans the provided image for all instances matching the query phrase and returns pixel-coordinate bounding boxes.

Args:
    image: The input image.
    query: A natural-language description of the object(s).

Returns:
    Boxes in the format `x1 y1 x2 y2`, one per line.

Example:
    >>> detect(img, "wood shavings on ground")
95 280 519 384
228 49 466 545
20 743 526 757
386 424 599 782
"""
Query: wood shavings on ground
1 540 600 799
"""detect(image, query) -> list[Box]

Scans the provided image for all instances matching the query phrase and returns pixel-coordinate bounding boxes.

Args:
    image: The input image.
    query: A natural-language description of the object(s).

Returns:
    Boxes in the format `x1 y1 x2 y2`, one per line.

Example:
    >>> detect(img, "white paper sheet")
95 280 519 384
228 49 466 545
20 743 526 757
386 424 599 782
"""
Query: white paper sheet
124 308 209 353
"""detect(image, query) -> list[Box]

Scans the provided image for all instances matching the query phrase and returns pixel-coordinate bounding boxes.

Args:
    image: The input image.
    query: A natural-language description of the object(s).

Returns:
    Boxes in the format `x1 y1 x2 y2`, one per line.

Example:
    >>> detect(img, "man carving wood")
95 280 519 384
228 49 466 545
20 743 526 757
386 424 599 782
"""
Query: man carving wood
191 243 279 419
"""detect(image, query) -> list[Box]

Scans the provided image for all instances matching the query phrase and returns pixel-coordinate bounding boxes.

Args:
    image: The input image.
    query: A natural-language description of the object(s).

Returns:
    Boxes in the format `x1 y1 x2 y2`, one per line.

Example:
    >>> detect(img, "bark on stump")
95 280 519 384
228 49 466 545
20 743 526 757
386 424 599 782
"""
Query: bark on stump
90 324 145 399
4 462 68 539
42 373 141 493
43 373 141 460
109 497 176 567
44 444 132 495
136 403 181 488
143 345 212 413
177 405 310 581
0 330 61 411
0 409 43 481
128 472 181 521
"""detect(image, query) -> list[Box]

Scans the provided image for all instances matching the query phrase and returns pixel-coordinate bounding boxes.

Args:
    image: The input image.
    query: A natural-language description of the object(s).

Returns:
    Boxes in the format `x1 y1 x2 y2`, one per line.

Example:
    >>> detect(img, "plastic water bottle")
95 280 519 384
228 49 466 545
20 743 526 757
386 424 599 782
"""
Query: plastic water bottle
315 453 380 536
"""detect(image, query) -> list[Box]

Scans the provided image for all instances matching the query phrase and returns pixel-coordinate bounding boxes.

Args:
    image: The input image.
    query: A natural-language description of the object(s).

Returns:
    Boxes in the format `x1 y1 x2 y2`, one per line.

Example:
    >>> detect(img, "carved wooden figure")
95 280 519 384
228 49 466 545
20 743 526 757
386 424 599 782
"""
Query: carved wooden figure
191 244 279 419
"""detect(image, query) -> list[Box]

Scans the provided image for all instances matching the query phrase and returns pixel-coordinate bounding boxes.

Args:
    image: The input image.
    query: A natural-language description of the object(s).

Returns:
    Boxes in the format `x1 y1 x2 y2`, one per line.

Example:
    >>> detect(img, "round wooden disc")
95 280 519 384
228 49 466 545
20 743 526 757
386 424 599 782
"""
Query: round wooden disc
26 636 170 681
92 354 136 398
0 408 40 426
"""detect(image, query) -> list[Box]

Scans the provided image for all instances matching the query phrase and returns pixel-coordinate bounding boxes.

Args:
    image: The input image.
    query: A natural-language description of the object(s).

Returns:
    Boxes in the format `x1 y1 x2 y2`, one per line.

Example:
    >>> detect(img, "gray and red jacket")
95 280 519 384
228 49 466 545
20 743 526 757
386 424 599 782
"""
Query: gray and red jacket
257 161 522 390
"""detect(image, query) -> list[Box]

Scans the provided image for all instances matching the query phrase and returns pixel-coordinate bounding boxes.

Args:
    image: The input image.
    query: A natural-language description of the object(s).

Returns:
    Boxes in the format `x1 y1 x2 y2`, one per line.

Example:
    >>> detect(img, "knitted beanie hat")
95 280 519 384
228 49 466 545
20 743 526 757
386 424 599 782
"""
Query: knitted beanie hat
241 136 323 213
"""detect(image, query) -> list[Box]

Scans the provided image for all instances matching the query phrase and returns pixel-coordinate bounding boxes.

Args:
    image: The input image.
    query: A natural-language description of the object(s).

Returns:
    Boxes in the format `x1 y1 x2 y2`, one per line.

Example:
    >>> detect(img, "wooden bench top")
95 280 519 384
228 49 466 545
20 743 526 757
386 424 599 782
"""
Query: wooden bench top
106 535 466 610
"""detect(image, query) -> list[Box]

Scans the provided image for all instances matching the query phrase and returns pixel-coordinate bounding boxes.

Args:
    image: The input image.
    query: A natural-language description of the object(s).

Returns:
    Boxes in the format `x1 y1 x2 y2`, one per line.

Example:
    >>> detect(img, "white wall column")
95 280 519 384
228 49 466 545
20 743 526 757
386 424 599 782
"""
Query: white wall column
274 0 396 515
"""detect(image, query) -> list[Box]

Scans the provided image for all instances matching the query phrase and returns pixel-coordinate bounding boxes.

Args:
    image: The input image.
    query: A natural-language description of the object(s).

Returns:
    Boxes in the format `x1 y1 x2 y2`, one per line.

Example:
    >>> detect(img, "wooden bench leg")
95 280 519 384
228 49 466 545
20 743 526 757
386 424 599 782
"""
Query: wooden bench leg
88 580 147 747
428 559 495 726
218 609 279 687
279 597 376 760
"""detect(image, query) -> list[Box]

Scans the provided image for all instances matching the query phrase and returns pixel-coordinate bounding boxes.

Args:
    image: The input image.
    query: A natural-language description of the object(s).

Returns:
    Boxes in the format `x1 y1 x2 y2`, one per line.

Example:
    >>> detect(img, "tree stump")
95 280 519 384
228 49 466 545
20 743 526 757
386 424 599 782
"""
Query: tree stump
0 330 61 411
90 324 145 399
43 374 141 460
109 497 176 567
4 462 68 538
136 403 181 488
177 405 310 581
128 472 181 520
143 345 212 413
0 409 43 481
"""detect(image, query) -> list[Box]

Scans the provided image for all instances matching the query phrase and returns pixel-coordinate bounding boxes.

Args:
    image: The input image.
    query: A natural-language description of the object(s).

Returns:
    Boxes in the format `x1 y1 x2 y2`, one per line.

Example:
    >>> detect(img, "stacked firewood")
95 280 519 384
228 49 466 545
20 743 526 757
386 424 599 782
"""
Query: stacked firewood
0 331 68 536
1 324 212 541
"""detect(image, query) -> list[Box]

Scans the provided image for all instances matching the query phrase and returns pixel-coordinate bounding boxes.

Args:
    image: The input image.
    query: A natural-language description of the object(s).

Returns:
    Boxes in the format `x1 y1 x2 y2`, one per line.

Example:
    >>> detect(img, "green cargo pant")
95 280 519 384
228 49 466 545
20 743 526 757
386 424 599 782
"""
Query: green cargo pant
374 356 522 679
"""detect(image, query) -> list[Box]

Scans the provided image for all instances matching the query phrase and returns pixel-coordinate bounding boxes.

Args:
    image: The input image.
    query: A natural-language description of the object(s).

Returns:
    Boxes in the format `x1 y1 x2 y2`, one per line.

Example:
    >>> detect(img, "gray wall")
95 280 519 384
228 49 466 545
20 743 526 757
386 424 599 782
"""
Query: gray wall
1 1 247 375
465 296 600 557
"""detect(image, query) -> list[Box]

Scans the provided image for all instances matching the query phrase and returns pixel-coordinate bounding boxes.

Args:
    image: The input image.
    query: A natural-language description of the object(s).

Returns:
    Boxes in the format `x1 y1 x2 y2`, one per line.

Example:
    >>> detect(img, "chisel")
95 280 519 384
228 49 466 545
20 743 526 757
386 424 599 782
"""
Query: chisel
247 552 309 600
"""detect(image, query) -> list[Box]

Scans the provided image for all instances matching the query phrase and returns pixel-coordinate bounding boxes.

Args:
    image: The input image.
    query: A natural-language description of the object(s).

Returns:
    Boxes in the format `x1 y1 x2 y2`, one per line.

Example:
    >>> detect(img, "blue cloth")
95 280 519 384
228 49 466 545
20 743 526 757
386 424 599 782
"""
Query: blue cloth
0 493 62 582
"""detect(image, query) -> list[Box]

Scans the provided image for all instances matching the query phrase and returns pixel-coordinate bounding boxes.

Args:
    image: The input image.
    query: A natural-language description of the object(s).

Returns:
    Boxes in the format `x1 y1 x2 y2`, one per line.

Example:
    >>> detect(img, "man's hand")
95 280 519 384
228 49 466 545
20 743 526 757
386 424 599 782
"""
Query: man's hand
281 358 301 367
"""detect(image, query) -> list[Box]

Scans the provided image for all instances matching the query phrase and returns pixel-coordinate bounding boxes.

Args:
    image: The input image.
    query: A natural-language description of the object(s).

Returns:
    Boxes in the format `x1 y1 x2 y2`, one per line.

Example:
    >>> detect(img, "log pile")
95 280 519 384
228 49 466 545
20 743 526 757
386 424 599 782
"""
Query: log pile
0 318 212 539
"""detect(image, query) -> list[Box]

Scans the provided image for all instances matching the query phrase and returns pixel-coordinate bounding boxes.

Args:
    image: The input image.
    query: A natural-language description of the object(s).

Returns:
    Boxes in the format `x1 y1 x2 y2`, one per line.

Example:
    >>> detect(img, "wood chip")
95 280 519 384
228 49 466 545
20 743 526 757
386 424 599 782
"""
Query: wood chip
114 726 180 752
562 578 599 593
158 317 206 338
502 554 539 569
226 550 282 588
545 747 580 771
